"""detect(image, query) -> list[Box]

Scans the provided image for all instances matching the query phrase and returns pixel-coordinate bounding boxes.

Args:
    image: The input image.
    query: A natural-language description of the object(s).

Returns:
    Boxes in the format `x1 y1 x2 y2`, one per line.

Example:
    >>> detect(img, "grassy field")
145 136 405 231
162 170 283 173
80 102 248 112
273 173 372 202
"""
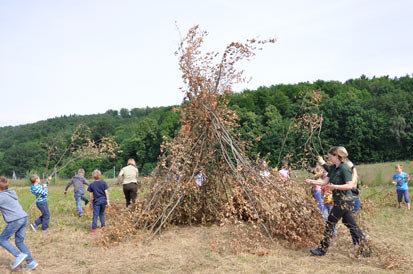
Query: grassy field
0 162 412 273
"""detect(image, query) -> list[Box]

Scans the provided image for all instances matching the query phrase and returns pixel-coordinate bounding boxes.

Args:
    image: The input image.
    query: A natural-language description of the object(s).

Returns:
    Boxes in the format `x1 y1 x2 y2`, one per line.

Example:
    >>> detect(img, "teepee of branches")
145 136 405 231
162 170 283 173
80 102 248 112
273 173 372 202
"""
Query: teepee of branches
101 26 323 248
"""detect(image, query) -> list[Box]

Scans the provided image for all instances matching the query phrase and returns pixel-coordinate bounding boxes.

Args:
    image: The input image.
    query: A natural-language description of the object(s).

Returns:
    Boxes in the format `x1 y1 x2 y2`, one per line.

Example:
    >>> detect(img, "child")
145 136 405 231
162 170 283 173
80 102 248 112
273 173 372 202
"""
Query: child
392 164 410 210
0 176 38 271
64 169 89 217
29 174 50 232
279 166 290 180
321 184 337 237
259 160 271 178
87 170 110 233
312 164 326 213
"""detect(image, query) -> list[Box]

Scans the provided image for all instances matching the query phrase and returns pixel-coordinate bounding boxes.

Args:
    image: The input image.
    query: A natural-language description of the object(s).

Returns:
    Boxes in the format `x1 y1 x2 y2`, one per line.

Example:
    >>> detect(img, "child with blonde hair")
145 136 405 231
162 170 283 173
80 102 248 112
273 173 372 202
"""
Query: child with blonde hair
87 170 110 233
312 164 326 213
392 164 410 210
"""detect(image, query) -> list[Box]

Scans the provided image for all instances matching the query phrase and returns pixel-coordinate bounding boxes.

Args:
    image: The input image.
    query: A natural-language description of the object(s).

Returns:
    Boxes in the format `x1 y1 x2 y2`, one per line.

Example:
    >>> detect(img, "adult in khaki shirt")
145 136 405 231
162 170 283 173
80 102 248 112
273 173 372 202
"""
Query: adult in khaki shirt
117 159 139 207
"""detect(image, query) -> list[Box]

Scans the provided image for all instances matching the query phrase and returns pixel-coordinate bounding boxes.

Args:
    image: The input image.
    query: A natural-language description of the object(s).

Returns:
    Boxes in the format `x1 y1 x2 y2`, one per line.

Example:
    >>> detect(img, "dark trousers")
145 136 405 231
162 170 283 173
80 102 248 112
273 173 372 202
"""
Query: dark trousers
34 202 50 231
123 183 138 207
320 200 363 252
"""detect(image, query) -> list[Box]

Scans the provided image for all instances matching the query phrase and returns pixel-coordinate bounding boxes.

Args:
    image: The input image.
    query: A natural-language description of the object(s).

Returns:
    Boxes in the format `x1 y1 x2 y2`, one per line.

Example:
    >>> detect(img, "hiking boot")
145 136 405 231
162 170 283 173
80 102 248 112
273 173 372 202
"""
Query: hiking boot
30 223 36 232
85 199 89 206
310 248 326 256
22 260 38 271
11 253 27 270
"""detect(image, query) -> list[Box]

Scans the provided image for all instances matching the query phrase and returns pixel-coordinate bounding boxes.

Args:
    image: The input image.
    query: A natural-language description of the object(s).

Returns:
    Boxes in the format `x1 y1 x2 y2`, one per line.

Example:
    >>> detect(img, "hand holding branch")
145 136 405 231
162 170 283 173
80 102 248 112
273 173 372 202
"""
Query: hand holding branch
305 178 323 186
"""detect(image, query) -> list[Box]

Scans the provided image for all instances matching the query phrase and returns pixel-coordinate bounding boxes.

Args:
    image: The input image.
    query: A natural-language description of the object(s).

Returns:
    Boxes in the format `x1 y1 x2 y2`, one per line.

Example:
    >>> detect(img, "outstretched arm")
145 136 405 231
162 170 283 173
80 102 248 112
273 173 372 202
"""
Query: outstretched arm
327 180 354 191
306 176 329 186
64 179 74 193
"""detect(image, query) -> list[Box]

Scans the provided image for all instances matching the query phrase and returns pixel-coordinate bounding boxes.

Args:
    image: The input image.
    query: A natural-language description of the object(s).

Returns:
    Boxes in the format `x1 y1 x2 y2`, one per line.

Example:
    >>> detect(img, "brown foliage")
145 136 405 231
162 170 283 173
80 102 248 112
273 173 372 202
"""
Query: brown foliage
43 124 120 177
100 25 323 249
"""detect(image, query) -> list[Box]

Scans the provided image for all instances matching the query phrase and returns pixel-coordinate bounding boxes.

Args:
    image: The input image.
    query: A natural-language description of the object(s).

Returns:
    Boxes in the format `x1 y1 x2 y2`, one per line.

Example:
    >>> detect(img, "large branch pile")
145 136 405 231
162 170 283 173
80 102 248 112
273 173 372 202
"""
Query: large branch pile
100 26 323 248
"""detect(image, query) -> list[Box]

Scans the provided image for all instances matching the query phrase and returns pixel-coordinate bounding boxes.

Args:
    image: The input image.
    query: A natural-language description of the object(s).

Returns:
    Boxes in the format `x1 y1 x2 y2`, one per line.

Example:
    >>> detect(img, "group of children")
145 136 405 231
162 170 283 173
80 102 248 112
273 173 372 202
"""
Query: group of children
0 169 109 271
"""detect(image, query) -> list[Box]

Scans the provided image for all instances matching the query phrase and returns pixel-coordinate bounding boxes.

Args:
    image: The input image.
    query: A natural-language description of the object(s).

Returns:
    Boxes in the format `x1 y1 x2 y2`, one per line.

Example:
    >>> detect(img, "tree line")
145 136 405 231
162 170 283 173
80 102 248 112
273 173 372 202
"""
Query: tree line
0 75 411 178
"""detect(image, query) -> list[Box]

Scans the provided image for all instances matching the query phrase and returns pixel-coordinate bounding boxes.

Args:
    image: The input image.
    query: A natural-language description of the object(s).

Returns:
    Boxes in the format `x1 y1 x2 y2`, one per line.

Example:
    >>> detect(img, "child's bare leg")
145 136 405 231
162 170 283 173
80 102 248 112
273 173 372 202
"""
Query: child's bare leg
407 203 411 210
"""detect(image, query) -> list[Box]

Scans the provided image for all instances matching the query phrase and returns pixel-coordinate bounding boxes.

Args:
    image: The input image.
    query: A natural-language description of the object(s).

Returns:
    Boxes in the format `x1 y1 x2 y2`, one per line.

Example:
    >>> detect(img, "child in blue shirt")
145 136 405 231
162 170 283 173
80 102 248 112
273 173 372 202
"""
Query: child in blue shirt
29 174 50 232
392 164 410 210
87 170 110 233
0 176 38 271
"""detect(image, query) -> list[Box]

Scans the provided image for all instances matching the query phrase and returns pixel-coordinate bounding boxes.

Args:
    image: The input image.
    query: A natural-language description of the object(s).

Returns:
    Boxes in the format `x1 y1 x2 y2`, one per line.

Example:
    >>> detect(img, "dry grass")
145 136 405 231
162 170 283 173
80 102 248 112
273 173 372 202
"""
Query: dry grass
1 222 409 273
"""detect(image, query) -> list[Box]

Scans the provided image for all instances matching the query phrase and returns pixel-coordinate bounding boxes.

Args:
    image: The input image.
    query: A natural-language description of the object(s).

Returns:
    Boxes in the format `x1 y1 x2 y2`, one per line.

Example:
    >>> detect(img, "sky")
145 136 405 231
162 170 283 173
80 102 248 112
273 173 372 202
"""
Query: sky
1 0 412 127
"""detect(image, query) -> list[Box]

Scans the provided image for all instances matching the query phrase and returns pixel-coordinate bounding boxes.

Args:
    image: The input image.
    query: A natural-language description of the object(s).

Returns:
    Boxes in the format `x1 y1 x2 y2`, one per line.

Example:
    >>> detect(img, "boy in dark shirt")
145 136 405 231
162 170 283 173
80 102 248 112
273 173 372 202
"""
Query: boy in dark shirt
87 170 110 233
0 176 38 271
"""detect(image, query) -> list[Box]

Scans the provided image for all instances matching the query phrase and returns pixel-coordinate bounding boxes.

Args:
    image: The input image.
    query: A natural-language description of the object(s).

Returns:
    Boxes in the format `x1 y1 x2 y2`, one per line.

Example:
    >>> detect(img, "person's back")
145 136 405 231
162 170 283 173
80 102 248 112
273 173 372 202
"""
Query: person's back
65 170 89 216
87 170 109 232
88 180 108 203
0 176 38 271
0 189 27 222
119 165 139 184
65 174 88 192
118 159 139 207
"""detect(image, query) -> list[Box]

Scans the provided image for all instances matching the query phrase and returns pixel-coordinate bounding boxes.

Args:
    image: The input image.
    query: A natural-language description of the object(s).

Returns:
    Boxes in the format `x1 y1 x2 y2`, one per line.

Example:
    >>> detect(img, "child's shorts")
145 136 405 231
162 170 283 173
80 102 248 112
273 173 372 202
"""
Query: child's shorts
397 189 410 203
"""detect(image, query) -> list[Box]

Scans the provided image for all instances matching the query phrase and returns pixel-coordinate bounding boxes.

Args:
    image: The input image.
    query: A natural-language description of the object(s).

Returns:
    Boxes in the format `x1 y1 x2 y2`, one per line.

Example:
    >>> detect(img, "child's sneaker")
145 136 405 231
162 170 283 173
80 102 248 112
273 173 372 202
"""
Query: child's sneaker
30 223 36 232
11 253 27 270
22 260 38 271
84 199 89 206
90 229 97 233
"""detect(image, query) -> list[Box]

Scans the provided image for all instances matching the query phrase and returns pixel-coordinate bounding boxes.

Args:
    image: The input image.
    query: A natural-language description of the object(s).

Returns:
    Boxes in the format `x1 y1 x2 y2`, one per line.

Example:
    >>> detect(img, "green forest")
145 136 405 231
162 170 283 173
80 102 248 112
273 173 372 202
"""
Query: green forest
0 75 412 178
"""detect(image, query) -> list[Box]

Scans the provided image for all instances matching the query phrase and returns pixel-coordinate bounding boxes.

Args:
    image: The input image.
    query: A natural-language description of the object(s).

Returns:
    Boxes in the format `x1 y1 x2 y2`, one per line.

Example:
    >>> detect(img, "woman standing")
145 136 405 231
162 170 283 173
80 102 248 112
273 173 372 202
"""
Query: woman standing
318 147 361 215
306 146 369 256
117 159 139 207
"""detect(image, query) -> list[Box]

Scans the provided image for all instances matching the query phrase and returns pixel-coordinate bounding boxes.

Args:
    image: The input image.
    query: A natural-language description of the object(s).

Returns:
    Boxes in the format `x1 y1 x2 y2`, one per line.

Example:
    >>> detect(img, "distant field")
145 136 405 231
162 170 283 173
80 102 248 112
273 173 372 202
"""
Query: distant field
357 160 413 186
0 162 412 273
